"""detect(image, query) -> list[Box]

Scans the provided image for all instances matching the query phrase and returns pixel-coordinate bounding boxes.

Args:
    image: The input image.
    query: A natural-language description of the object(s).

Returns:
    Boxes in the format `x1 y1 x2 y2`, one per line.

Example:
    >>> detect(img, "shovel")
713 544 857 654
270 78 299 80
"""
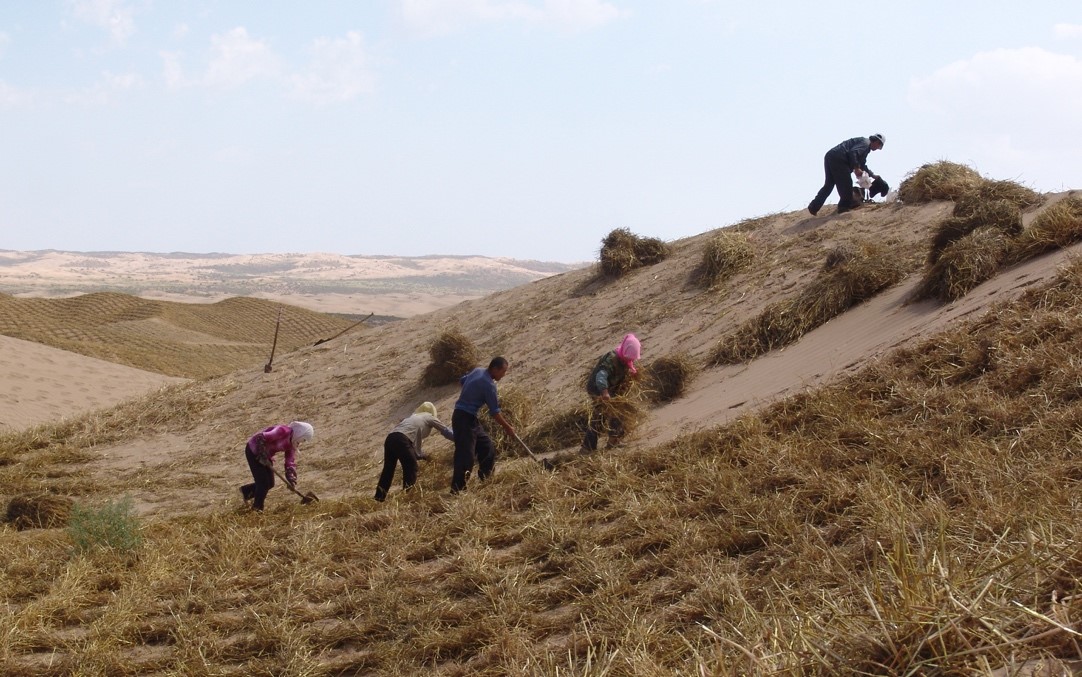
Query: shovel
269 465 320 504
512 433 556 471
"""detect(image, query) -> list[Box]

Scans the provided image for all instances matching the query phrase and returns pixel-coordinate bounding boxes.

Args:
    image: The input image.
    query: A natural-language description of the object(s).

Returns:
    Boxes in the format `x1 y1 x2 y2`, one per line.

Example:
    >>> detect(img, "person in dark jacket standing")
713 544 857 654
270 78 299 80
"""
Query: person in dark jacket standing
582 333 641 453
450 357 515 493
808 133 885 216
374 402 453 502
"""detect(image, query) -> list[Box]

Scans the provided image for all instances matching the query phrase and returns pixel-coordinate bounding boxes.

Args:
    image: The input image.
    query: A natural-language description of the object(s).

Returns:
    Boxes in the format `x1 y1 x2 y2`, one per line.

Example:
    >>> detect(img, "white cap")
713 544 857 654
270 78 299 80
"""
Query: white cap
289 421 314 445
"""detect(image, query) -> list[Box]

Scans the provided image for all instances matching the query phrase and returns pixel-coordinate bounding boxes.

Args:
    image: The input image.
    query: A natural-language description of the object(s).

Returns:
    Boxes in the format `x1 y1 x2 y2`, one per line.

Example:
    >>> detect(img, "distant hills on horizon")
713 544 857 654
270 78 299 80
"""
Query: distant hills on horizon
0 250 587 314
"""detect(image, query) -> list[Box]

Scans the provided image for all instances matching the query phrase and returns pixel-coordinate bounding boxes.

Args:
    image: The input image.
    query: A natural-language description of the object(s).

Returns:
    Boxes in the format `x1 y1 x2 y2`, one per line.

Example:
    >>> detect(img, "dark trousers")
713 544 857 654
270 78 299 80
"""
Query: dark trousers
374 432 418 501
451 409 495 492
809 151 856 214
241 445 274 511
582 398 624 452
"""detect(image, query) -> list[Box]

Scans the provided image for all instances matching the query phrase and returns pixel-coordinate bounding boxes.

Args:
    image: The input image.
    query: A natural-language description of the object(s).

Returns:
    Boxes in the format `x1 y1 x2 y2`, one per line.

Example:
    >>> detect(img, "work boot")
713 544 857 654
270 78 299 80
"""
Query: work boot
239 484 255 503
807 201 820 216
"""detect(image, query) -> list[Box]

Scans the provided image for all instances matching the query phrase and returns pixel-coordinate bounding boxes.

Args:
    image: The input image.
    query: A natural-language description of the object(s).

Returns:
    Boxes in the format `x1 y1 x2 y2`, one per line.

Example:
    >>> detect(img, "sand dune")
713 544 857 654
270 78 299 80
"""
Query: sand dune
0 333 184 432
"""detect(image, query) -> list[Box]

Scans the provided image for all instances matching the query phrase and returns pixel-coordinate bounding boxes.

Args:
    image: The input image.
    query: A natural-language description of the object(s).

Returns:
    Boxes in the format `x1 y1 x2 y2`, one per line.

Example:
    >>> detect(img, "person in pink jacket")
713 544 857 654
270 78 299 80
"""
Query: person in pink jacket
240 421 314 511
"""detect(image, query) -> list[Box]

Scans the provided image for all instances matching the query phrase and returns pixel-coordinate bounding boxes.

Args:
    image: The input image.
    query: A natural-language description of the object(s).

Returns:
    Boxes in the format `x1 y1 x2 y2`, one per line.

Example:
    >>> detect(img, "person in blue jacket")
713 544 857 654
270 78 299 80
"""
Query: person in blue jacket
450 356 515 493
808 133 885 216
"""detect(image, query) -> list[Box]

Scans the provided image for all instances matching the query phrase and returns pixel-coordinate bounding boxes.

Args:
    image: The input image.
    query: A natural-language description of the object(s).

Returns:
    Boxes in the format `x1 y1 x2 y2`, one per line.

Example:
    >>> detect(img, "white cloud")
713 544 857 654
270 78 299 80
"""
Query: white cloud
909 47 1082 120
203 28 281 89
290 31 375 104
69 0 136 44
1054 23 1082 39
909 47 1082 186
161 29 374 105
400 0 626 36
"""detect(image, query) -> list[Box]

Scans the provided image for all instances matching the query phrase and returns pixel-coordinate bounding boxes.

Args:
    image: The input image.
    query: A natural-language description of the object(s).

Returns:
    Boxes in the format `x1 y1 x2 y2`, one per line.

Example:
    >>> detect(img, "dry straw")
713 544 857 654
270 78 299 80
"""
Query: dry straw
1006 196 1082 265
421 329 479 387
481 385 533 454
643 354 695 403
599 228 671 278
928 199 1022 264
5 493 73 530
695 232 754 288
897 161 984 203
522 404 590 453
713 244 906 364
913 227 1011 302
953 179 1042 216
596 379 648 439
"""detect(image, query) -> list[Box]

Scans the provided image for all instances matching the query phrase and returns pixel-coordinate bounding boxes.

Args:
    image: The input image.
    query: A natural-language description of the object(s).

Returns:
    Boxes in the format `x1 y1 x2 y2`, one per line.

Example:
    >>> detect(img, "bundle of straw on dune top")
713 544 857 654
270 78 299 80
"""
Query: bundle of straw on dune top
914 227 1011 303
643 354 695 403
898 161 984 204
6 494 74 530
928 200 1023 264
1006 197 1082 265
954 180 1042 216
713 244 905 365
421 329 480 387
599 228 672 278
695 232 754 288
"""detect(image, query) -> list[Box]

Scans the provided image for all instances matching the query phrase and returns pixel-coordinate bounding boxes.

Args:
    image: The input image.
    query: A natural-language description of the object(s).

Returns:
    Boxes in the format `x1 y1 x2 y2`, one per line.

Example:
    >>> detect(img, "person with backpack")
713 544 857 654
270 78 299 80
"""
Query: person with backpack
239 421 314 512
808 133 886 216
374 402 453 501
581 333 641 453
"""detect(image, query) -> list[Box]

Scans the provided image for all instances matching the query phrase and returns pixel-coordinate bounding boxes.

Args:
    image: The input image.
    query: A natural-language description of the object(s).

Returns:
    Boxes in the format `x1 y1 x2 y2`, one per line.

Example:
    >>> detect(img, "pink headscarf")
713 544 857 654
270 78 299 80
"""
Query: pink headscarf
615 333 641 375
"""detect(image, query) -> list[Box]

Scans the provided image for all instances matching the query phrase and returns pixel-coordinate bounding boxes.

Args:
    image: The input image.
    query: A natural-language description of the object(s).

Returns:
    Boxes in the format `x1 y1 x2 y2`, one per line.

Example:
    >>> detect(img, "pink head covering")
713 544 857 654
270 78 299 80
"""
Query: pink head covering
615 333 641 375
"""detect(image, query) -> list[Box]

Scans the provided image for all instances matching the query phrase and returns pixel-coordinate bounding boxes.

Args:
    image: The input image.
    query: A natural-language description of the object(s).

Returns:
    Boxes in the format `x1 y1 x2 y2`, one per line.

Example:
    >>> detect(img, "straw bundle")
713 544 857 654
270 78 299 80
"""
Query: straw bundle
897 161 983 203
643 354 695 403
481 385 534 454
5 494 73 530
522 405 591 453
599 228 671 278
713 244 905 364
421 330 479 387
928 200 1022 264
1006 197 1082 265
695 232 754 288
597 383 648 440
913 227 1010 302
953 180 1042 216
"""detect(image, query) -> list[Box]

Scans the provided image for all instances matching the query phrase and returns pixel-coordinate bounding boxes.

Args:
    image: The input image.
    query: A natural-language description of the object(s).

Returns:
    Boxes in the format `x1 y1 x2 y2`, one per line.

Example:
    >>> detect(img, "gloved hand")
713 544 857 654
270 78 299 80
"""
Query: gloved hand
285 469 297 485
442 427 455 441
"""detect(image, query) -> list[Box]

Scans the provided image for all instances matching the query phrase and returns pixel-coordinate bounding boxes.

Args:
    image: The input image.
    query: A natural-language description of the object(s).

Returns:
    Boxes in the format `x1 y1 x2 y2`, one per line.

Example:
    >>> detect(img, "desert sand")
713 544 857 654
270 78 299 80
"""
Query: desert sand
0 334 185 432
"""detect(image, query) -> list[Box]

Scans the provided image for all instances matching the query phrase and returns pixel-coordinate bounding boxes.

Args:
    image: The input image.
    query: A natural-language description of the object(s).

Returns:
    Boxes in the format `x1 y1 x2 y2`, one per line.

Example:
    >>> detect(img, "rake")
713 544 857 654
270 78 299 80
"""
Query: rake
269 465 320 504
513 433 556 471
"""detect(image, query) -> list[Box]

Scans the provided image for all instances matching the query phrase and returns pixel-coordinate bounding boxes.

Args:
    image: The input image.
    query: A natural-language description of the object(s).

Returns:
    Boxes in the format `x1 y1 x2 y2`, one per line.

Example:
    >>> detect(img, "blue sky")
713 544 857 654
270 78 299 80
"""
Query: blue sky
0 1 1079 262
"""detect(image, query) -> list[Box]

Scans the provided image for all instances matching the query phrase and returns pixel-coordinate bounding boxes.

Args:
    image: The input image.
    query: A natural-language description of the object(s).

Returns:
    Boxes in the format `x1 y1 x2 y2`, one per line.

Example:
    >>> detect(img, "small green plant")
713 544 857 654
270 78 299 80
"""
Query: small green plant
67 496 143 553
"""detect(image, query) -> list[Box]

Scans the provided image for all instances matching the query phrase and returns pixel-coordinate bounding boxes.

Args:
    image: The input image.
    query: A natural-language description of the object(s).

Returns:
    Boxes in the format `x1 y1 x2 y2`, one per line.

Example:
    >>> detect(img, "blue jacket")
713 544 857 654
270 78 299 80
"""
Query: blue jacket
454 367 501 416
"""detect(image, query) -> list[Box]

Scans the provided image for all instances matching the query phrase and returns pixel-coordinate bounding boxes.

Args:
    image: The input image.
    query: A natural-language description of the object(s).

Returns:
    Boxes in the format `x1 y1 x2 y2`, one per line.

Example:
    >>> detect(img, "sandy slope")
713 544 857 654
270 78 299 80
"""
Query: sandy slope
0 334 185 432
5 193 1079 516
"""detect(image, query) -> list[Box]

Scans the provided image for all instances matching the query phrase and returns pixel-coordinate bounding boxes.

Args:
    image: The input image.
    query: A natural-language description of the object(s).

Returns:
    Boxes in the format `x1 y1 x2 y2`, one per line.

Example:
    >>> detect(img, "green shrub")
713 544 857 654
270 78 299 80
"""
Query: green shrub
68 496 143 554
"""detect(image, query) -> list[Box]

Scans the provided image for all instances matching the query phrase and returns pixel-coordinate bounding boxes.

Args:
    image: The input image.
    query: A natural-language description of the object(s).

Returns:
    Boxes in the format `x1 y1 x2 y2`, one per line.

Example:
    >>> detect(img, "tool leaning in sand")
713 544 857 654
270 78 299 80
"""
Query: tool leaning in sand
512 433 556 471
266 463 320 504
264 308 283 373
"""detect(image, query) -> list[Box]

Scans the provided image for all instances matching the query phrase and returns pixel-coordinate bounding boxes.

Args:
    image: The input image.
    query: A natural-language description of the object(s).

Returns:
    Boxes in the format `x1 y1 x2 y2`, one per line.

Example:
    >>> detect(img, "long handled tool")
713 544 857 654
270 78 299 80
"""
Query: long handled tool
264 308 283 373
269 465 320 504
313 312 374 346
513 433 555 471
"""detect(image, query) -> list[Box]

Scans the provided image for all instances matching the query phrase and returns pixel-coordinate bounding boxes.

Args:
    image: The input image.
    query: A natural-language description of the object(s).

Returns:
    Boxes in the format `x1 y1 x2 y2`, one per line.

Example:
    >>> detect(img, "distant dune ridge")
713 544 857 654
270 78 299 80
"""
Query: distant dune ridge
7 170 1082 672
0 250 584 316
